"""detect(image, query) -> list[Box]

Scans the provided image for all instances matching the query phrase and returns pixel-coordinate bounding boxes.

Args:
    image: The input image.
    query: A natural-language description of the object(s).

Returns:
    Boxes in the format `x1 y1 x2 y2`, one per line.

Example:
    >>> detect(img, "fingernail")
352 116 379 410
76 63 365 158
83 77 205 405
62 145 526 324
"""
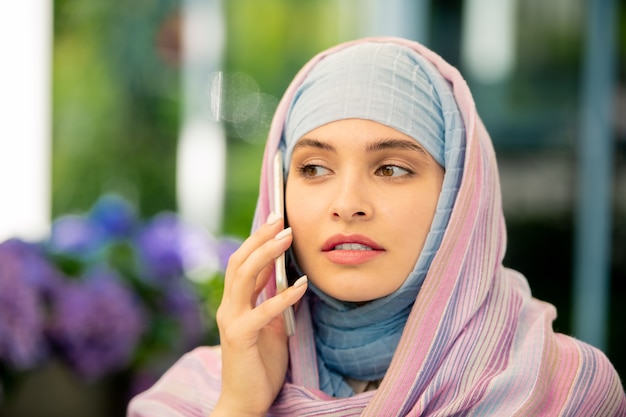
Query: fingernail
293 275 308 288
267 211 282 225
274 227 292 240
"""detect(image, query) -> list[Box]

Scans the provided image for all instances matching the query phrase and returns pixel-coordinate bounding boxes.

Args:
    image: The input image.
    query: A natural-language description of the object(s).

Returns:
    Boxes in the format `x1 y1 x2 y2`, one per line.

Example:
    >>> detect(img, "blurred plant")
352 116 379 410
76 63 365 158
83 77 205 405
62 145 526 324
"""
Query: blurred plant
0 193 239 400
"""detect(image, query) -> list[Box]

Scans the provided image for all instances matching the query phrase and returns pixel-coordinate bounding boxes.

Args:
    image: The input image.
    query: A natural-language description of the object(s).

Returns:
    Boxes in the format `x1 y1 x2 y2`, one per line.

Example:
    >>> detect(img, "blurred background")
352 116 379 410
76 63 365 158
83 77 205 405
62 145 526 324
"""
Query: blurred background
1 0 624 415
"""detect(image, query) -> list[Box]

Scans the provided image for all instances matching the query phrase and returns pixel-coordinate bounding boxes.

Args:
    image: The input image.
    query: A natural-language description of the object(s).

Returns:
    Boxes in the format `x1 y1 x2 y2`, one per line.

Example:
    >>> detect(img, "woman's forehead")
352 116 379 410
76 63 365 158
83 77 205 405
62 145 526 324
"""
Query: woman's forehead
290 119 434 163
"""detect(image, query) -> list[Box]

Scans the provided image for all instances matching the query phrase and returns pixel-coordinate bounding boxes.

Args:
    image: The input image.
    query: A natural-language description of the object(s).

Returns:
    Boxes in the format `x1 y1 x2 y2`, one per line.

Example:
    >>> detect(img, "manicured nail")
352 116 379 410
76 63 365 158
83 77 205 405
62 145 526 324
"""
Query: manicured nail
293 275 308 288
274 227 292 240
267 211 281 225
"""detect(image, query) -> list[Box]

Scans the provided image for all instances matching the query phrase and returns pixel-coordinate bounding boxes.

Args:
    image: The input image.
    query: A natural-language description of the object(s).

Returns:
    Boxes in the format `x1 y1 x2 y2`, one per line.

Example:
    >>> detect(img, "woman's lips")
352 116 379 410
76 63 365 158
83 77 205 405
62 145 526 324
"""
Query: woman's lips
322 234 384 265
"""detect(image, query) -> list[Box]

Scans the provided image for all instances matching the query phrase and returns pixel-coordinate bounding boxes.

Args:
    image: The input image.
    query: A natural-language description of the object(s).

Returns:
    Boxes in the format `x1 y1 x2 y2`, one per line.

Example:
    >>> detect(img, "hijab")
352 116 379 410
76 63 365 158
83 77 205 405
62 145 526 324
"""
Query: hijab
280 41 465 397
128 37 626 417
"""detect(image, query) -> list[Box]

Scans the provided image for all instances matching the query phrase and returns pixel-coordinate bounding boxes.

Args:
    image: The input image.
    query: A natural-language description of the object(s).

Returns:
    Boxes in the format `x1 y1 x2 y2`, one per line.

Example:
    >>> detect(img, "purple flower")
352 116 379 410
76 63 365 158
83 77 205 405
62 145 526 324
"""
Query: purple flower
0 239 64 298
47 215 106 259
177 224 224 281
0 240 48 370
136 213 184 281
47 267 146 380
89 194 137 239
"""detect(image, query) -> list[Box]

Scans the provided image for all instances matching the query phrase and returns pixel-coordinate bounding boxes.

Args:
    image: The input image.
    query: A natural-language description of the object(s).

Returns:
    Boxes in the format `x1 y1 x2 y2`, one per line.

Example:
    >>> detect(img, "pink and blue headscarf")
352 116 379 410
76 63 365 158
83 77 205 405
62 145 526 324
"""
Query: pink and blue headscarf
281 41 465 397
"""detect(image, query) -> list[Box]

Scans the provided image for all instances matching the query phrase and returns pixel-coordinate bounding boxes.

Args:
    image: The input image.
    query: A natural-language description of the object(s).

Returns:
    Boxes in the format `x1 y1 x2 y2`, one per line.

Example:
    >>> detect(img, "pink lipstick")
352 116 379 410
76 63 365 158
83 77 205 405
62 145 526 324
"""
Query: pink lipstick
321 234 384 265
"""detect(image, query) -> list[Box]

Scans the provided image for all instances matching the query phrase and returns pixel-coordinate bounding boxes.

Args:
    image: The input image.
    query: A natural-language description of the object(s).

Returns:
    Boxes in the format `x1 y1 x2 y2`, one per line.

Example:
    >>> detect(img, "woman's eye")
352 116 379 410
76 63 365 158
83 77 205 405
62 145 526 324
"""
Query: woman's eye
376 165 411 177
299 164 330 177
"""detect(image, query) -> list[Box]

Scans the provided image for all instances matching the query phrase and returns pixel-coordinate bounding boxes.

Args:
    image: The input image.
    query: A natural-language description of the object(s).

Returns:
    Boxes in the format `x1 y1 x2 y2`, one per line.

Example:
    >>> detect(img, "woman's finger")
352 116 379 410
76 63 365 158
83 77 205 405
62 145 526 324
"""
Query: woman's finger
253 262 275 299
228 228 293 311
219 276 307 345
222 213 283 298
242 276 308 335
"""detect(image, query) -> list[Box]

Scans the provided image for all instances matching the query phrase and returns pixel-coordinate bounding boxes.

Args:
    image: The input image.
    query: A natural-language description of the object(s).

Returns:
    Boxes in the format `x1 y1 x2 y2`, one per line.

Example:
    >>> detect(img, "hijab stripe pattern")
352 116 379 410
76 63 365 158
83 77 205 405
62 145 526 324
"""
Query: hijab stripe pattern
128 37 626 417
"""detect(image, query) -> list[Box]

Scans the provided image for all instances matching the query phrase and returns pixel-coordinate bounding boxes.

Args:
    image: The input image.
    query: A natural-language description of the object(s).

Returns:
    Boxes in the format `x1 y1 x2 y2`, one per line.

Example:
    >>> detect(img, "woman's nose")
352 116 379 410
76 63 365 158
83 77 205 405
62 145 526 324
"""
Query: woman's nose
330 176 373 221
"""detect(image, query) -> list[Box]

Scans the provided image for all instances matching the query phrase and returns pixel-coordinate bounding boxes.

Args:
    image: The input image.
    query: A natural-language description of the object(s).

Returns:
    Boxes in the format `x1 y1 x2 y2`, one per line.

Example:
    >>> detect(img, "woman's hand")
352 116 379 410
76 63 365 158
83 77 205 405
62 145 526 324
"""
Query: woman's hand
211 213 308 417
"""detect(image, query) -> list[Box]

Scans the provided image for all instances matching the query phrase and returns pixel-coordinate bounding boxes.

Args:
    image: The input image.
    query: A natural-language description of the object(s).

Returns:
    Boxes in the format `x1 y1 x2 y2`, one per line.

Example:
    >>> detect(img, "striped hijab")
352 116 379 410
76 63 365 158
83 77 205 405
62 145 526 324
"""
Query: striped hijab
128 38 625 416
280 41 465 398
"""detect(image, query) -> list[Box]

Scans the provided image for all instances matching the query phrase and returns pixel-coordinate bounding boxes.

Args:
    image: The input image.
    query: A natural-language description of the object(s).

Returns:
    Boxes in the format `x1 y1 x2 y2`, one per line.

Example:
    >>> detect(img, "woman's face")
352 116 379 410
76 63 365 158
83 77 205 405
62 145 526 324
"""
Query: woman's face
286 118 444 302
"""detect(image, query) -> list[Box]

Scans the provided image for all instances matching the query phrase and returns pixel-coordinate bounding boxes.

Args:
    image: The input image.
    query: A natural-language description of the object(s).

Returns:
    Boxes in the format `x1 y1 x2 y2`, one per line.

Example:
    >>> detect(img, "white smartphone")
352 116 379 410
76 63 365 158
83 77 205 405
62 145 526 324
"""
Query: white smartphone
273 151 296 336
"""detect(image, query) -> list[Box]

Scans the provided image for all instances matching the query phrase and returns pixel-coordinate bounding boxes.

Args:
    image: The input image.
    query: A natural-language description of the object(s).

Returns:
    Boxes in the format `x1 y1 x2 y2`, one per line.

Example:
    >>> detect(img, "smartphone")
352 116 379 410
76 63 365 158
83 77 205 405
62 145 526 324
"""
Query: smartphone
273 151 296 336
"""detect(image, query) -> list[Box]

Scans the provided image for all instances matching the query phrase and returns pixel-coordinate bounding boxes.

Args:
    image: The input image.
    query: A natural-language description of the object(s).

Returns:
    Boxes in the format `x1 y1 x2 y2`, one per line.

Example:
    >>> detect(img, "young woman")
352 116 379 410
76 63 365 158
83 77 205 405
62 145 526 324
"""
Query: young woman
128 37 625 416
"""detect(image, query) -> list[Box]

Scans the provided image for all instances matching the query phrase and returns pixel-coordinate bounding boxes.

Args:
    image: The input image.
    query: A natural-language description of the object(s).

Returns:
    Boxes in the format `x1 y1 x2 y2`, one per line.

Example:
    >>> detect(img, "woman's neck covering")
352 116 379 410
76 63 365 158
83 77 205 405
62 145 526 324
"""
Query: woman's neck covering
280 42 465 397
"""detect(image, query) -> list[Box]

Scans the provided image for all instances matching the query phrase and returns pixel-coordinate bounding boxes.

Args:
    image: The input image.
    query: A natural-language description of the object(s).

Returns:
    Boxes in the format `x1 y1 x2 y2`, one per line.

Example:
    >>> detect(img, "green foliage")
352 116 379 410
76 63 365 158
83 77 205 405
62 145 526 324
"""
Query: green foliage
52 0 181 218
52 0 343 238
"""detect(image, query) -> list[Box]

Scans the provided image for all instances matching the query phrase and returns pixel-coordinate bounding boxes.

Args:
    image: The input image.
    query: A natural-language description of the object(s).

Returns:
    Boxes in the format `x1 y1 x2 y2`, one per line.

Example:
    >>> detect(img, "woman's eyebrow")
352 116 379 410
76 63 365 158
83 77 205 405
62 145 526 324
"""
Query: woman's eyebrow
293 137 428 156
293 138 336 152
366 138 428 156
